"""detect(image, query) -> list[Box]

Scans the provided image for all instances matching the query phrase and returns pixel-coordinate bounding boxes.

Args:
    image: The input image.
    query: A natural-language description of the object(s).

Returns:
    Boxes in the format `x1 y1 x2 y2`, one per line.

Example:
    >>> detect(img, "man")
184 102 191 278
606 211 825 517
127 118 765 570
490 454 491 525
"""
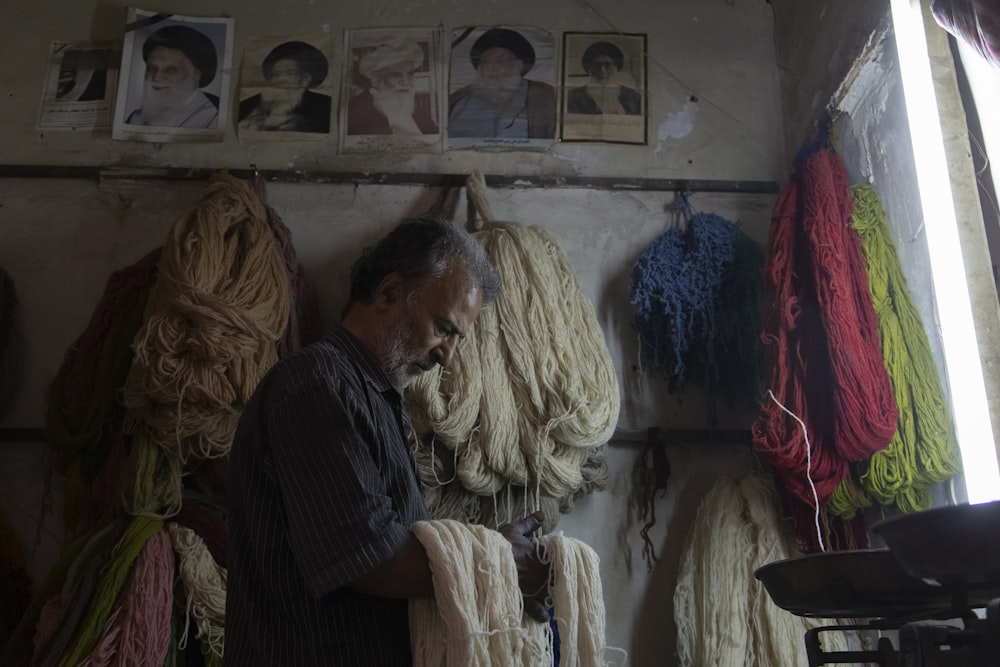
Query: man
239 40 332 133
225 216 549 665
567 41 642 115
126 25 219 128
448 28 555 139
347 41 438 135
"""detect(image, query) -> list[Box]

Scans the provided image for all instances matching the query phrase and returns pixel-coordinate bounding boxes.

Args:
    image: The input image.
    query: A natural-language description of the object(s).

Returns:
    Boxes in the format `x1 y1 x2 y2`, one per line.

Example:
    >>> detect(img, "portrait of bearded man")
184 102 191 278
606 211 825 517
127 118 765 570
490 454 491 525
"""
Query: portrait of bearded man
238 40 332 134
346 40 438 136
447 28 555 140
126 25 219 129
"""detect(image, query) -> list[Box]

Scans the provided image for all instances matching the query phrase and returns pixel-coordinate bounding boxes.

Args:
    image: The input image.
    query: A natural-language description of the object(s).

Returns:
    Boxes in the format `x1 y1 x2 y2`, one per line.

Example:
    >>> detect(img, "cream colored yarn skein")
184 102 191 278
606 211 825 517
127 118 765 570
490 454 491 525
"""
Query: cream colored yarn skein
409 519 608 667
674 473 855 666
407 171 620 530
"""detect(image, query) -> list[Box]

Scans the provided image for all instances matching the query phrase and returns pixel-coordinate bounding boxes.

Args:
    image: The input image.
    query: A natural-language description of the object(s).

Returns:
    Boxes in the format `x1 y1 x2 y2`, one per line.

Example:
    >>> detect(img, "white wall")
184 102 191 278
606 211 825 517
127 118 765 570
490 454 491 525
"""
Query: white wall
0 1 786 664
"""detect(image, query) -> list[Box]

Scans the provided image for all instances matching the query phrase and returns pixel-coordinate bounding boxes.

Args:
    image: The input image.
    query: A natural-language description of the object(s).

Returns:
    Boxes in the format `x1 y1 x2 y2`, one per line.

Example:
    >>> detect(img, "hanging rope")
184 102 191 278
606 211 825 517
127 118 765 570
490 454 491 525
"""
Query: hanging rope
55 515 163 667
0 507 31 652
168 522 227 665
77 529 173 667
0 266 22 421
829 185 961 517
629 193 765 424
673 472 853 666
122 171 290 464
45 247 161 533
409 519 608 666
406 170 620 531
753 148 897 552
250 173 323 357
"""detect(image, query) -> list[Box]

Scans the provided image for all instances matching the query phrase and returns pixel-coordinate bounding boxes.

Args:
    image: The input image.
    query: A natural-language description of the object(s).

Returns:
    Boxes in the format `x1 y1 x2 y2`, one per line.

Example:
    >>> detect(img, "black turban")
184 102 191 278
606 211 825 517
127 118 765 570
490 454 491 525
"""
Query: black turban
262 40 329 88
582 41 625 71
142 25 218 88
470 28 535 76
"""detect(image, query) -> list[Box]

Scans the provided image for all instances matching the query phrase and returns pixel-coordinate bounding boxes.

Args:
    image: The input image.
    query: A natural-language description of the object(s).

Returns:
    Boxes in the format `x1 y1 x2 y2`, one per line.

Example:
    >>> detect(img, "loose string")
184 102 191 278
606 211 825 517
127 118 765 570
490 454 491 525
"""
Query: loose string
766 390 825 553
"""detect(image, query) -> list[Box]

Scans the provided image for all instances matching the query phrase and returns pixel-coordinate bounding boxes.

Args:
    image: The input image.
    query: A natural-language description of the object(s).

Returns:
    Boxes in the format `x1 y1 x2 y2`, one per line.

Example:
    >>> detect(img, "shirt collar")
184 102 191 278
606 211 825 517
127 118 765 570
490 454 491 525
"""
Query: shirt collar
326 324 399 397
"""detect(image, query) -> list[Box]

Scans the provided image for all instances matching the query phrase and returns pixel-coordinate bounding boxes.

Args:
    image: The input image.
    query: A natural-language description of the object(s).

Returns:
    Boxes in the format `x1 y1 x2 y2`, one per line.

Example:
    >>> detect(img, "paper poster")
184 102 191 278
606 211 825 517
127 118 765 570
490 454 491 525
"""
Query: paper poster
37 41 121 131
560 32 648 145
112 8 233 143
237 34 334 141
340 26 444 154
447 25 556 151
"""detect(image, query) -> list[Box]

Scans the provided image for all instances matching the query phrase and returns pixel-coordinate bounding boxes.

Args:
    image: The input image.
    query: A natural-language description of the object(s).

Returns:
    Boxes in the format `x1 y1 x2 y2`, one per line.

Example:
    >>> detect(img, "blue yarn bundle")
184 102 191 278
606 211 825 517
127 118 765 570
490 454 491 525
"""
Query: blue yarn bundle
629 197 764 423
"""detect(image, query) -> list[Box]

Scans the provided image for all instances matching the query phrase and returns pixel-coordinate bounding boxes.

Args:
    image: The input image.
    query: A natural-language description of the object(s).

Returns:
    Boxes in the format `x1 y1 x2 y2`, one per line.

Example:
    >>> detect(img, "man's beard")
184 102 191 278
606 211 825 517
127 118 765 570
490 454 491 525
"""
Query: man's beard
371 88 420 134
142 79 200 124
260 87 306 114
476 71 523 91
471 72 525 108
375 307 435 391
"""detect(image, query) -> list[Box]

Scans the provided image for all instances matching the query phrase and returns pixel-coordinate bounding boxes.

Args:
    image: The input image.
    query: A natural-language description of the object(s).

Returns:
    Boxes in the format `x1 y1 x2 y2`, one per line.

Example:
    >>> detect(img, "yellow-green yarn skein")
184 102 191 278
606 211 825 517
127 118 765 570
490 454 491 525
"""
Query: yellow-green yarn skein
830 185 960 517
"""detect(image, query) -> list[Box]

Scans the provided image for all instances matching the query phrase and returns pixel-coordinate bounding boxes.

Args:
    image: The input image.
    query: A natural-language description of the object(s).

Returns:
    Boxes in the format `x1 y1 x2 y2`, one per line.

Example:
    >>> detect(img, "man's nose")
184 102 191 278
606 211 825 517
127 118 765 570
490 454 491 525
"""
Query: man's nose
432 337 458 367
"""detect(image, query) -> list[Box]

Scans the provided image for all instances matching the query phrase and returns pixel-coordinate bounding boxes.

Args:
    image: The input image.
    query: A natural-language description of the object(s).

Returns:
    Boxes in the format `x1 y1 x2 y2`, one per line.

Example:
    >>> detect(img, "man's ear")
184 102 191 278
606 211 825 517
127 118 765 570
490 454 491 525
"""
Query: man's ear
373 273 405 310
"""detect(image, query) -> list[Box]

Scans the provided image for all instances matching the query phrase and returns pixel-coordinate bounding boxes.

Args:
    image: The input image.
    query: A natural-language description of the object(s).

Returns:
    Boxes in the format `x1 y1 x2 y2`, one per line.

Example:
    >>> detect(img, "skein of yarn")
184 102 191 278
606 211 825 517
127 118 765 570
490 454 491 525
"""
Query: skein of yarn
409 519 608 667
629 196 764 423
753 148 896 551
674 472 852 666
407 171 619 531
122 171 290 464
829 185 960 517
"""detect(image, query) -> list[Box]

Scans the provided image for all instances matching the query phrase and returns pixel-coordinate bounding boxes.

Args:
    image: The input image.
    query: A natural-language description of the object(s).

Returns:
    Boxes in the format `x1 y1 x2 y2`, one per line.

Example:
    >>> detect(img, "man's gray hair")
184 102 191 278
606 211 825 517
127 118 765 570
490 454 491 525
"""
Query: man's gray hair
348 215 501 308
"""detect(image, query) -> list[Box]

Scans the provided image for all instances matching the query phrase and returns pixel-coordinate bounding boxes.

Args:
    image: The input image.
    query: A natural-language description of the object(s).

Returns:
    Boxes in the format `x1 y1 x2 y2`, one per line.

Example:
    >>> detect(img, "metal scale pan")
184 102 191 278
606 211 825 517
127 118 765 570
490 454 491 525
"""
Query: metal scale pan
870 500 1000 586
753 548 1000 621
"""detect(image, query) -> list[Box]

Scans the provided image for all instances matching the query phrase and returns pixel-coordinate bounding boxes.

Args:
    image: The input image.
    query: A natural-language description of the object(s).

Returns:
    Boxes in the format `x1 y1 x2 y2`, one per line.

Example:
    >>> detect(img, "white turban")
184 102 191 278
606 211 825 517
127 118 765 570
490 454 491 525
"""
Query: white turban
358 41 424 81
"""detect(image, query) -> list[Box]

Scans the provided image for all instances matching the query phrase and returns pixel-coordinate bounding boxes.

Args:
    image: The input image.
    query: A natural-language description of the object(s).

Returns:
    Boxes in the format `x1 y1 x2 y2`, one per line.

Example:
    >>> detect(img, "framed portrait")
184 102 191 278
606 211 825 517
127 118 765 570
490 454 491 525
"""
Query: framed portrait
112 8 233 143
237 34 334 141
37 41 121 131
447 25 556 151
560 32 647 145
340 27 443 154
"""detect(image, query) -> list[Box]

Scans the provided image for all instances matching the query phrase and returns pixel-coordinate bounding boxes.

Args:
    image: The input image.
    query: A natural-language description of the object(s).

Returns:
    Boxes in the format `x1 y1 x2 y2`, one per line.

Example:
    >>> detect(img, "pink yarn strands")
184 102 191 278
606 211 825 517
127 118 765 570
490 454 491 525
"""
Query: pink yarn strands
800 151 897 459
754 149 896 550
754 175 848 507
79 530 173 666
80 530 174 667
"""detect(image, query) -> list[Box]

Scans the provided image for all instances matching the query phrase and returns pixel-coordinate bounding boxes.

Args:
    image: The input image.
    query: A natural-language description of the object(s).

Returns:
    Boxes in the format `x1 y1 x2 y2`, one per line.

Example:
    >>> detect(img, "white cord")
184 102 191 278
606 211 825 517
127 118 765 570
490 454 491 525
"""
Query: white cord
766 389 826 552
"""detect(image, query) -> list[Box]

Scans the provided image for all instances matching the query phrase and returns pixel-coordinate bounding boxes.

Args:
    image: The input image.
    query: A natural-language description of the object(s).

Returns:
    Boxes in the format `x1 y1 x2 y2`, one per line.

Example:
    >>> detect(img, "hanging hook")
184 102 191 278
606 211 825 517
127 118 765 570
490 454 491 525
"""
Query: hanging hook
671 190 693 231
426 184 452 218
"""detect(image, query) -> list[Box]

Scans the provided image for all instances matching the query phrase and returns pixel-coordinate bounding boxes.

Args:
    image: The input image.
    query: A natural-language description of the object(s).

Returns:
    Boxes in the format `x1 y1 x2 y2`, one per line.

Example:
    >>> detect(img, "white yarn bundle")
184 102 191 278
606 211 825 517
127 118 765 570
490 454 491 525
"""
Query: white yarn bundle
167 523 227 661
673 472 852 666
410 519 608 667
406 171 619 529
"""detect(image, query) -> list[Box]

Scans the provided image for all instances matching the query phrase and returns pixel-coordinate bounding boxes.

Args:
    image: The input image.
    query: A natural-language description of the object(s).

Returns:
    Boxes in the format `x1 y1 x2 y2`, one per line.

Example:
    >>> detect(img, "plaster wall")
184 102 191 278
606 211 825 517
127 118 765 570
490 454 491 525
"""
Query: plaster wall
0 1 784 664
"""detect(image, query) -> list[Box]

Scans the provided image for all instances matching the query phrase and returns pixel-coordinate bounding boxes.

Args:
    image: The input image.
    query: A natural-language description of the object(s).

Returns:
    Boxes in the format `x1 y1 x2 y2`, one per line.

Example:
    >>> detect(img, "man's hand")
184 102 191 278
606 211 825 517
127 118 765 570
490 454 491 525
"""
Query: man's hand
498 511 550 623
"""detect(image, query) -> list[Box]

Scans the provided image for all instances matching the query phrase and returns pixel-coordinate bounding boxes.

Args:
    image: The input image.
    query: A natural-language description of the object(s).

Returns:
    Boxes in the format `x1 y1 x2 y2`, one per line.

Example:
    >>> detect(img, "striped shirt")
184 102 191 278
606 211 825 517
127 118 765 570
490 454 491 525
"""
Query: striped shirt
225 326 429 666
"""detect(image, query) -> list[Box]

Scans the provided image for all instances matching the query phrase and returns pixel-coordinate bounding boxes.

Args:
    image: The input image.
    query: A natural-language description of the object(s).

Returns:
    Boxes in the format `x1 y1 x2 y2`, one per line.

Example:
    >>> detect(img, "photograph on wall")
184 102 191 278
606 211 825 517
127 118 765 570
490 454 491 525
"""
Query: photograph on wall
340 27 443 154
560 32 647 145
237 34 334 141
447 25 556 151
37 41 121 132
112 8 233 143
